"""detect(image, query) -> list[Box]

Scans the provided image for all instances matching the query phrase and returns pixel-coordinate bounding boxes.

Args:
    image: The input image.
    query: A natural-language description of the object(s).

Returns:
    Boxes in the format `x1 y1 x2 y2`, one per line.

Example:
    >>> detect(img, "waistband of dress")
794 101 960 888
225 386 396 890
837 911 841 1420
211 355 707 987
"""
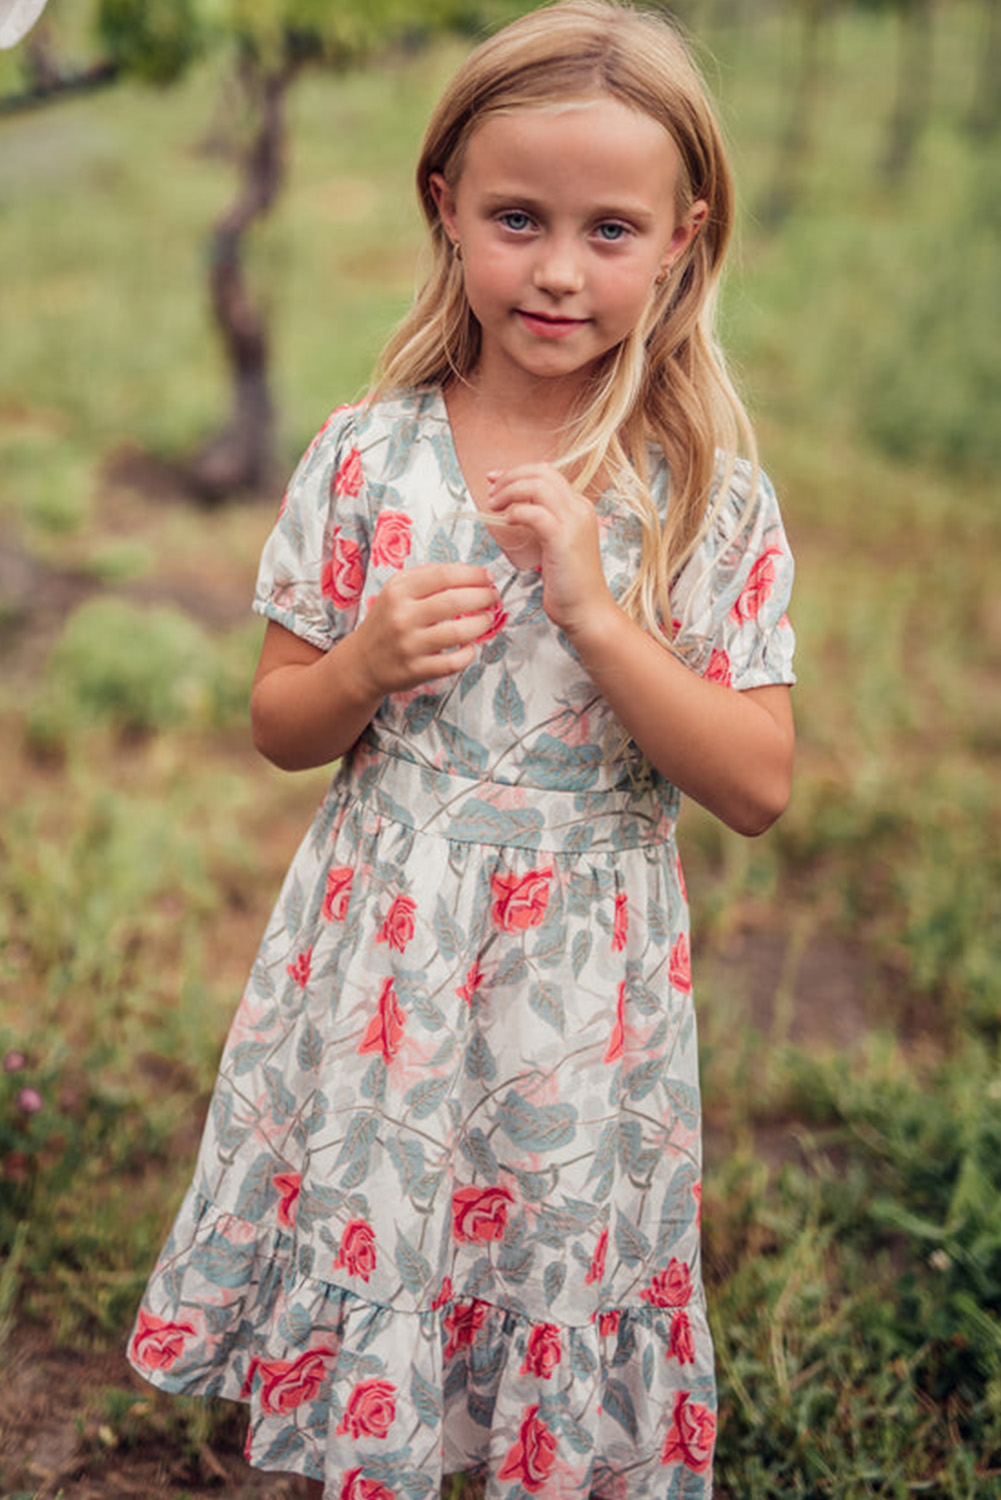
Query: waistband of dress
341 740 679 855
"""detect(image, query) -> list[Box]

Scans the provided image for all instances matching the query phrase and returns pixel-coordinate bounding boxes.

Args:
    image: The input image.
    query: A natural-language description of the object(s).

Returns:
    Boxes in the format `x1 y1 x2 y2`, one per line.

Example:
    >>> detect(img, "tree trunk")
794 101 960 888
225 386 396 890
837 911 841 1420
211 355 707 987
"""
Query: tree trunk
881 0 934 182
968 0 1001 137
188 53 298 502
760 0 831 230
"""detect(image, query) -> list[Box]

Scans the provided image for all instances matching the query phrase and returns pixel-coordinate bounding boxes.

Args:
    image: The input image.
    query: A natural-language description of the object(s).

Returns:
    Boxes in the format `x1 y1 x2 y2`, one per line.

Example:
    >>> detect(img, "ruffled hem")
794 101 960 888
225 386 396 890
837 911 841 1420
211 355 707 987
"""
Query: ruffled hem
128 1193 716 1499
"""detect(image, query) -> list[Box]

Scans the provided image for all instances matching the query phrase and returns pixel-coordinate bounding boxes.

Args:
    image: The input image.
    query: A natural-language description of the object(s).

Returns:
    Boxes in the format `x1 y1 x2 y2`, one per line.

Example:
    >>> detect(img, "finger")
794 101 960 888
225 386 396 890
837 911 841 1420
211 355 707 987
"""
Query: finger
423 610 497 655
398 562 496 598
409 585 499 629
416 642 479 680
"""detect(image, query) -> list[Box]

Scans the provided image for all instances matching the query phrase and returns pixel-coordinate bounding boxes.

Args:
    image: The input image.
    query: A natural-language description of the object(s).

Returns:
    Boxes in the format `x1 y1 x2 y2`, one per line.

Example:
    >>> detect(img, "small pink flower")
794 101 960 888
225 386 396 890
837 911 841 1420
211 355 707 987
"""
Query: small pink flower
333 447 364 498
490 868 553 932
451 1185 514 1243
322 866 354 922
661 1389 716 1473
431 1275 453 1311
3 1051 26 1073
358 978 405 1064
336 1379 397 1439
669 934 692 993
705 647 732 687
456 961 484 1007
371 510 412 569
585 1227 608 1284
731 545 783 624
497 1405 558 1493
131 1309 197 1372
17 1087 43 1115
376 894 417 953
322 529 364 608
597 1309 621 1338
443 1298 488 1358
521 1323 562 1379
246 1347 336 1414
603 982 626 1063
274 1170 301 1229
667 1309 696 1365
611 891 628 951
333 1219 377 1282
286 949 312 987
640 1258 692 1309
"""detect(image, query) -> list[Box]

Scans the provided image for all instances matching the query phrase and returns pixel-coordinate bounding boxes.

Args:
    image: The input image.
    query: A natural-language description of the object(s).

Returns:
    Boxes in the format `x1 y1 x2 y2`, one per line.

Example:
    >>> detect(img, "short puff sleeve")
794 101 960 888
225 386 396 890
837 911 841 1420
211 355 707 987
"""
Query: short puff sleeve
671 461 796 691
253 406 371 651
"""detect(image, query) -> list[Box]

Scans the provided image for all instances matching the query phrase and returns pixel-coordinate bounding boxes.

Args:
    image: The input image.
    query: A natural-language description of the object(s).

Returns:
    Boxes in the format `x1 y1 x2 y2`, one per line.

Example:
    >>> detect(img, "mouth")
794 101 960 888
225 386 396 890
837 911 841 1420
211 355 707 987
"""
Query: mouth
517 310 588 339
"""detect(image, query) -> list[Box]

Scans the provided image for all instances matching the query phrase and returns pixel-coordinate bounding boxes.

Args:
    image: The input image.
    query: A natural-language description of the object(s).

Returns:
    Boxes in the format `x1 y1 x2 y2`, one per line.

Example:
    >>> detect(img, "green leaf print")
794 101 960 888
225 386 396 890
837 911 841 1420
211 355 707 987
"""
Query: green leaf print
395 1229 432 1295
433 895 463 963
405 1075 452 1119
493 667 526 726
233 1152 279 1222
497 1091 577 1151
614 1212 651 1266
604 1376 639 1440
411 1362 442 1427
465 1030 497 1082
528 980 567 1034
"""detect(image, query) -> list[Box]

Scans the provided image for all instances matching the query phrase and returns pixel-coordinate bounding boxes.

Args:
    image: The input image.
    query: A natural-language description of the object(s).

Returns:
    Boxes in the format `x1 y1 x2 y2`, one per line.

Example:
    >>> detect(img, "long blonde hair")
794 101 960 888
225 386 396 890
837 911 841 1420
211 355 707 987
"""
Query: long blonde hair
370 0 757 642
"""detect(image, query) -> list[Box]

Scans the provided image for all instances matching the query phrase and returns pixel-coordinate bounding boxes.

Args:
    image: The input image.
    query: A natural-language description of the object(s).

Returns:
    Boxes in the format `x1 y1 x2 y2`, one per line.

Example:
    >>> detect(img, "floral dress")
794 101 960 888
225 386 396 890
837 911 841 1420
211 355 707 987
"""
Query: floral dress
128 387 795 1500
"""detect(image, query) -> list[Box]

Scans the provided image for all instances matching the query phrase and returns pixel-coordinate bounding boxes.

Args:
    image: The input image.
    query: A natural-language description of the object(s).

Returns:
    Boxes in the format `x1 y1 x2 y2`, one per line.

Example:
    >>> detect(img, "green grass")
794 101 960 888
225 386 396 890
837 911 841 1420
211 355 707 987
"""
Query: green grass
1 2 1000 1496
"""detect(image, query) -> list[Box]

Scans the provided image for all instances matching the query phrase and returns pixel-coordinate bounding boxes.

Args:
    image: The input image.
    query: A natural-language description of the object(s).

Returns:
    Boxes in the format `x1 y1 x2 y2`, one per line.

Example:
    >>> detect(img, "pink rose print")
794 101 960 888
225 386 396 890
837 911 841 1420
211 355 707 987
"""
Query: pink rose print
603 981 626 1064
497 1404 559 1493
731 545 783 624
339 1469 397 1500
693 1179 702 1228
358 978 405 1063
456 960 484 1007
431 1275 453 1311
676 852 687 902
244 1347 335 1414
640 1258 692 1309
130 1309 197 1372
667 1309 696 1364
443 1298 488 1359
322 529 364 609
597 1309 621 1338
521 1323 562 1379
286 949 312 987
705 647 732 687
371 510 412 569
669 934 692 993
451 1184 514 1243
661 1389 716 1474
323 865 354 922
274 1170 301 1229
336 1378 397 1439
376 894 417 953
333 1218 377 1281
585 1227 608 1284
333 446 364 498
612 891 628 952
490 868 553 932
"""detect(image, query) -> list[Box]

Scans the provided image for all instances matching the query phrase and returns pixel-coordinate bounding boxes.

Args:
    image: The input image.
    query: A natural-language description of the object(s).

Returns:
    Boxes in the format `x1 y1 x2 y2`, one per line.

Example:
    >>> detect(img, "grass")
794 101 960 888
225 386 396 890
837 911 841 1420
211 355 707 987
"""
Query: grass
1 1 1000 1495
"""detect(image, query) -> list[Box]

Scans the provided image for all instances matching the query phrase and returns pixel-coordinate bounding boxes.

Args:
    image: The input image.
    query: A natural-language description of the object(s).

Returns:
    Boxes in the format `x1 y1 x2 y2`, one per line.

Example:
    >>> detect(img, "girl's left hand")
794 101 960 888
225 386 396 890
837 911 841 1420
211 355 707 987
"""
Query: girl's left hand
486 463 613 632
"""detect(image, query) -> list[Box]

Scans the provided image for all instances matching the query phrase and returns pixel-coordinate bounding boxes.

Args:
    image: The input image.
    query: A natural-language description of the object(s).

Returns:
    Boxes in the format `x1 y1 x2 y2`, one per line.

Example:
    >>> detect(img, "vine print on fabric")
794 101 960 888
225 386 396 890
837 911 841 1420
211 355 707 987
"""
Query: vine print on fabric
128 388 795 1500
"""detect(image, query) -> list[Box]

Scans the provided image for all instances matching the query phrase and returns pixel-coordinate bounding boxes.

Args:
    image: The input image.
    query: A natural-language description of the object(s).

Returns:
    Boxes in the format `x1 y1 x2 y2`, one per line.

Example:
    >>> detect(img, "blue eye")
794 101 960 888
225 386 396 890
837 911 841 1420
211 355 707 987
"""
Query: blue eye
596 222 628 242
500 211 532 232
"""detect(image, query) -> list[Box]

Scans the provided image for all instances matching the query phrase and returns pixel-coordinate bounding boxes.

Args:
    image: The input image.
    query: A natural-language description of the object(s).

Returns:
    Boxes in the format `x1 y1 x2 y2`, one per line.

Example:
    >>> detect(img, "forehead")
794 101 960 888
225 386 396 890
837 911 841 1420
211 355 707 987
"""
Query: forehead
458 96 681 206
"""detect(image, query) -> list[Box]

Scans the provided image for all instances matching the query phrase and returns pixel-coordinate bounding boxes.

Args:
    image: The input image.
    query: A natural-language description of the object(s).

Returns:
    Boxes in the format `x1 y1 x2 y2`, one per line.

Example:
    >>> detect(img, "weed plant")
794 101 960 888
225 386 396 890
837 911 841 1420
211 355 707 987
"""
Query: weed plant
1 3 1000 1495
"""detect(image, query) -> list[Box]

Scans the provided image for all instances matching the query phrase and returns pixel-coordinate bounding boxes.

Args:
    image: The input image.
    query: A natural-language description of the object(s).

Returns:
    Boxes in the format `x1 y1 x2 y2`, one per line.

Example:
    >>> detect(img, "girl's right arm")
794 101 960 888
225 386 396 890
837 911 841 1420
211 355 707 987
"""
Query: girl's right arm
250 562 499 771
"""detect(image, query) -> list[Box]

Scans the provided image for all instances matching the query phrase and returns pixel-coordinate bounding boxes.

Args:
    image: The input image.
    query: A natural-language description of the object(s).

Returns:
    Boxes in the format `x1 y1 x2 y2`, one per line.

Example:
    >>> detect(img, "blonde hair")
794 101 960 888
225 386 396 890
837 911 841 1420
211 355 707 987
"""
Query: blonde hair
370 0 757 642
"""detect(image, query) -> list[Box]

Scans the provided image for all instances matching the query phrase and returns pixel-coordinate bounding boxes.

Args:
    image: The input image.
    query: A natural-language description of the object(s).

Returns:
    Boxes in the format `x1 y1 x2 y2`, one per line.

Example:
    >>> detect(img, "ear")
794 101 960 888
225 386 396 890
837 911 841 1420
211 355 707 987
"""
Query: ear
428 172 459 245
660 198 709 276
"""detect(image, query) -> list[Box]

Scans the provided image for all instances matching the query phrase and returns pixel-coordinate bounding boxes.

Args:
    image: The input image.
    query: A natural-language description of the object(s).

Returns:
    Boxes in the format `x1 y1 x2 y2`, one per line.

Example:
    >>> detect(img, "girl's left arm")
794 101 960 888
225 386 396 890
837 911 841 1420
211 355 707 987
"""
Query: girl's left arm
487 463 794 837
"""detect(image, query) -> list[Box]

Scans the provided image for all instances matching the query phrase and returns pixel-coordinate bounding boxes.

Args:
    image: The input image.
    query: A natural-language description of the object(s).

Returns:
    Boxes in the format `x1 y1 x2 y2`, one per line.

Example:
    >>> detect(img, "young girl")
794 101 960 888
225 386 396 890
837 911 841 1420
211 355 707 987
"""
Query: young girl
128 3 795 1496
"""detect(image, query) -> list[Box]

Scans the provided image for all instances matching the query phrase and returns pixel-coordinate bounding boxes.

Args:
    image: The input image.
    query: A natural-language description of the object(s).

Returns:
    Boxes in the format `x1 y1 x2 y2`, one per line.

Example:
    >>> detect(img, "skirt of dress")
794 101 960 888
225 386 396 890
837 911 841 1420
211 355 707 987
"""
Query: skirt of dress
128 743 716 1500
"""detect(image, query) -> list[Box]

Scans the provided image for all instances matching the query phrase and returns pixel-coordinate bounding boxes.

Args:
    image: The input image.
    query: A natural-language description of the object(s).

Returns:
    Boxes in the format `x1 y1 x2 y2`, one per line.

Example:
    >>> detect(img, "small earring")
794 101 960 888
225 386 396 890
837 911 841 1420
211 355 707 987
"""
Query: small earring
655 264 672 287
452 240 463 262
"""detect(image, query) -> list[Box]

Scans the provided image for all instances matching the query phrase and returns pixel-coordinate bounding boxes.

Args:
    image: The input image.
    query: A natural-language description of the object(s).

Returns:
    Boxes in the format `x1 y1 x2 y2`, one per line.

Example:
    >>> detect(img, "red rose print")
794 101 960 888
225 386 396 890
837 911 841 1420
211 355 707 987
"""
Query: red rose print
731 545 783 624
585 1227 608 1284
451 1184 514 1243
333 1218 377 1281
358 978 405 1063
336 1378 397 1439
456 961 484 1007
705 647 732 687
490 868 553 932
431 1275 453 1311
274 1170 301 1229
376 894 417 953
669 934 692 993
339 1469 397 1500
333 446 364 498
676 852 688 902
323 865 354 922
286 949 312 987
640 1258 692 1309
603 981 625 1064
371 510 412 569
322 529 364 609
246 1347 336 1414
476 601 508 643
661 1389 716 1474
667 1309 696 1365
612 891 628 952
130 1309 197 1371
443 1298 488 1358
521 1323 562 1379
597 1309 621 1338
497 1404 558 1493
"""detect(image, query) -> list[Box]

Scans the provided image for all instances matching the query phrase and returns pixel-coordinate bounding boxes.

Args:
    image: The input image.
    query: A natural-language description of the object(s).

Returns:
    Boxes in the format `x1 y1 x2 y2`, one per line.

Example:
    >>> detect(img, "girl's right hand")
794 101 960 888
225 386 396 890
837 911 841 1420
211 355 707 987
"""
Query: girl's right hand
353 563 500 696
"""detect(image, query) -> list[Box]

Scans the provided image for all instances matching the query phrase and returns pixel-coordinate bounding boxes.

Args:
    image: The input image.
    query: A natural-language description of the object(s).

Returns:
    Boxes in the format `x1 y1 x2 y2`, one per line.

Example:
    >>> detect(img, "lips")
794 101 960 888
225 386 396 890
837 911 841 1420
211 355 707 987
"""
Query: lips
517 309 588 338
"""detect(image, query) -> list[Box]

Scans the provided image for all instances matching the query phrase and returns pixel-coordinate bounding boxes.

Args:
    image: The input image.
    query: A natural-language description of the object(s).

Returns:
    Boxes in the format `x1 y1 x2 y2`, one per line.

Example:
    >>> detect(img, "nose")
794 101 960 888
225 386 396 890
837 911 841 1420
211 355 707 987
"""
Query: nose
532 234 584 297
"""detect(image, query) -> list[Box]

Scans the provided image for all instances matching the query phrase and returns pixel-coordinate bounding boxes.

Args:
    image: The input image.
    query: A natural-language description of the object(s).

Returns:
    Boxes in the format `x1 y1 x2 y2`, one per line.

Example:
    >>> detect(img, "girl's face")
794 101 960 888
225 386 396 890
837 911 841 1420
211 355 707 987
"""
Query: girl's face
430 96 707 403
